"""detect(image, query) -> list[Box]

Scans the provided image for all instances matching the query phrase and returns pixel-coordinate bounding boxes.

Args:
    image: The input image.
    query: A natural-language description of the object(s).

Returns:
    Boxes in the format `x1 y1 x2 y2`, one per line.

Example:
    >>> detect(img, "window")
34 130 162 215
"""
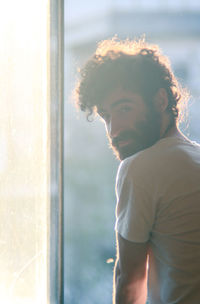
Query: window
0 1 64 303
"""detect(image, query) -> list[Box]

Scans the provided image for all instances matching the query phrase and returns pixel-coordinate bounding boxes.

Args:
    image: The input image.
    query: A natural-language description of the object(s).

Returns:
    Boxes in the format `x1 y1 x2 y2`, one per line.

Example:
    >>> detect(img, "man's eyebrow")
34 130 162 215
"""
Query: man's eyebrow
97 98 133 115
111 98 133 109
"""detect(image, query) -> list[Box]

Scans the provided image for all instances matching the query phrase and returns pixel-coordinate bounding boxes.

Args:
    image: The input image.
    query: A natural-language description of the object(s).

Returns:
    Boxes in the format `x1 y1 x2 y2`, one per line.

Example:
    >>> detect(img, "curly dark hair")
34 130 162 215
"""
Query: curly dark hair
75 38 188 122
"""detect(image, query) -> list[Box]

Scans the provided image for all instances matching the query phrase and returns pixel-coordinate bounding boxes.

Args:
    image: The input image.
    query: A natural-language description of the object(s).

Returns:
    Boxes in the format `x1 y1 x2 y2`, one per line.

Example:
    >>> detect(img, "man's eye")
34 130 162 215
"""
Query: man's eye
119 105 132 113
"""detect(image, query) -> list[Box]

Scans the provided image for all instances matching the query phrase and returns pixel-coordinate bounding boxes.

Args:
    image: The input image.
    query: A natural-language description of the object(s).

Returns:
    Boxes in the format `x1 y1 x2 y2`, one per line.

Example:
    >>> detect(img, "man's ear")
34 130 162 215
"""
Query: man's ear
154 88 169 113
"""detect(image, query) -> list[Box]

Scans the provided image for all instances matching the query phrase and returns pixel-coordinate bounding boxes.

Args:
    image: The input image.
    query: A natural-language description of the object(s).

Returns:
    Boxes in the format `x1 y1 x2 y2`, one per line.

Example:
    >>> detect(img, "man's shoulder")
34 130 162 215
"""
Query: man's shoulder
116 144 160 184
117 136 200 182
118 138 167 175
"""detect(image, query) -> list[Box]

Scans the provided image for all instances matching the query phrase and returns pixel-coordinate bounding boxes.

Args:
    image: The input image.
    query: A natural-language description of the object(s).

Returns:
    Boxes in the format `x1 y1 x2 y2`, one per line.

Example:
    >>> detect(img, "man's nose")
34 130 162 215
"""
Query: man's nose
106 117 122 139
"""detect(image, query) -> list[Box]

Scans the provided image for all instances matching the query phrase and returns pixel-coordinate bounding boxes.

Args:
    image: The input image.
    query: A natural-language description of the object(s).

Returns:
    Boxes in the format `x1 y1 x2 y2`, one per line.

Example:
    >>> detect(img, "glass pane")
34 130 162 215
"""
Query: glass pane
0 1 50 303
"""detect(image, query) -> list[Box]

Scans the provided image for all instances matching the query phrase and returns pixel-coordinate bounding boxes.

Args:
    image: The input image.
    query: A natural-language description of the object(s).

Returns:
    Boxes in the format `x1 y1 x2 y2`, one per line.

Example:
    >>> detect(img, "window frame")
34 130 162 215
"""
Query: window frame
49 0 64 303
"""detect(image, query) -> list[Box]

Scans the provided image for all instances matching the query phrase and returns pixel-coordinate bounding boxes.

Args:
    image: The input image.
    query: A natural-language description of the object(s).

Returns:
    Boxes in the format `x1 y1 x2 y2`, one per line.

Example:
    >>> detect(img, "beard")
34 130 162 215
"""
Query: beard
108 108 162 161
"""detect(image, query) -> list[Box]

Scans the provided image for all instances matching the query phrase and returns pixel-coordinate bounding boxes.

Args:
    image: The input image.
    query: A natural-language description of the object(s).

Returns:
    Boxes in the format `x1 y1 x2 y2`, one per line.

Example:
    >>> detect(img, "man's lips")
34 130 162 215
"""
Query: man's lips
111 130 138 148
117 139 133 147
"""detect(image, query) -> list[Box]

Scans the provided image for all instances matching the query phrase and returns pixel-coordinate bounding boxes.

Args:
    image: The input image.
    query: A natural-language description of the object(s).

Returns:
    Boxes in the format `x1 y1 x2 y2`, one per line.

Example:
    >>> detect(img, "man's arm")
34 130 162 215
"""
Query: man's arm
113 233 149 304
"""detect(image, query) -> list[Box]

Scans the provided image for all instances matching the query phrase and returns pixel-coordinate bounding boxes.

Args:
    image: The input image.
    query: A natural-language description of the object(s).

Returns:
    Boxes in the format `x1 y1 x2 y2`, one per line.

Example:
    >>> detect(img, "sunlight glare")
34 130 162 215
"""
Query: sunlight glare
0 0 50 303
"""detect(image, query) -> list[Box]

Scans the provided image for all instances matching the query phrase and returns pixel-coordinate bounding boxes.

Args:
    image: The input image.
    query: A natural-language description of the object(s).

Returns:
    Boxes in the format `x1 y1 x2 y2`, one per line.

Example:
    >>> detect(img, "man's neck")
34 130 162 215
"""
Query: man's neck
162 122 187 142
160 113 185 140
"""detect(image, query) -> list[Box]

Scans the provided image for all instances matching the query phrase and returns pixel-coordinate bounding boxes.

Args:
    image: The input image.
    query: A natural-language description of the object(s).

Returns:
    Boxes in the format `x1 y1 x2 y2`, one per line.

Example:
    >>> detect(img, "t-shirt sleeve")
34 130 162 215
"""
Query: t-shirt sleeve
115 158 156 243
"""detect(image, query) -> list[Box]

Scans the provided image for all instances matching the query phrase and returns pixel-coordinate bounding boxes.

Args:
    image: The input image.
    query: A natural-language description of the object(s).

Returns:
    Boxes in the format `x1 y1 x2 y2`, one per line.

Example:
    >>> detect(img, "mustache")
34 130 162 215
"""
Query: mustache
111 130 138 147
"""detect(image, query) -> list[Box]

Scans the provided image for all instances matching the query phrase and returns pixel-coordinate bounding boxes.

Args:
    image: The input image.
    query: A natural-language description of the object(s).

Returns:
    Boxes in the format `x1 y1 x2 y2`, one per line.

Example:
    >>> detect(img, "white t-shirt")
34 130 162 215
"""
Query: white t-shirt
115 136 200 304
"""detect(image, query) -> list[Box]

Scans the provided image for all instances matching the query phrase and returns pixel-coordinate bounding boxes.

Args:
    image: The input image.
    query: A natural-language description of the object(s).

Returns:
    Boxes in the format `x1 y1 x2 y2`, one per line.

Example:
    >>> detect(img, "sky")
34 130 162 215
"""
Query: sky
66 0 200 25
66 0 110 25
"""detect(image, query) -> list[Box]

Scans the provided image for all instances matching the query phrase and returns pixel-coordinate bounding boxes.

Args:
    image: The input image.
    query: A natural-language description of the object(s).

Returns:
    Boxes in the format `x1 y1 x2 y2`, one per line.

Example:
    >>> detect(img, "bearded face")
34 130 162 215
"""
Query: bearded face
108 106 162 160
97 88 166 161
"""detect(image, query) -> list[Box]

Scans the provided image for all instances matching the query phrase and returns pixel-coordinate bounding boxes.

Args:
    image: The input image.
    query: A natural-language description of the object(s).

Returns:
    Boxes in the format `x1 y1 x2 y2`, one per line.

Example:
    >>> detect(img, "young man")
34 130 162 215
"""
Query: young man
75 38 200 304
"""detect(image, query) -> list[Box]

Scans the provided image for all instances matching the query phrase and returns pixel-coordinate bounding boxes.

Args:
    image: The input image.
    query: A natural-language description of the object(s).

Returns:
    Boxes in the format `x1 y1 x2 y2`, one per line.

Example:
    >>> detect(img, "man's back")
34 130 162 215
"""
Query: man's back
115 136 200 303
